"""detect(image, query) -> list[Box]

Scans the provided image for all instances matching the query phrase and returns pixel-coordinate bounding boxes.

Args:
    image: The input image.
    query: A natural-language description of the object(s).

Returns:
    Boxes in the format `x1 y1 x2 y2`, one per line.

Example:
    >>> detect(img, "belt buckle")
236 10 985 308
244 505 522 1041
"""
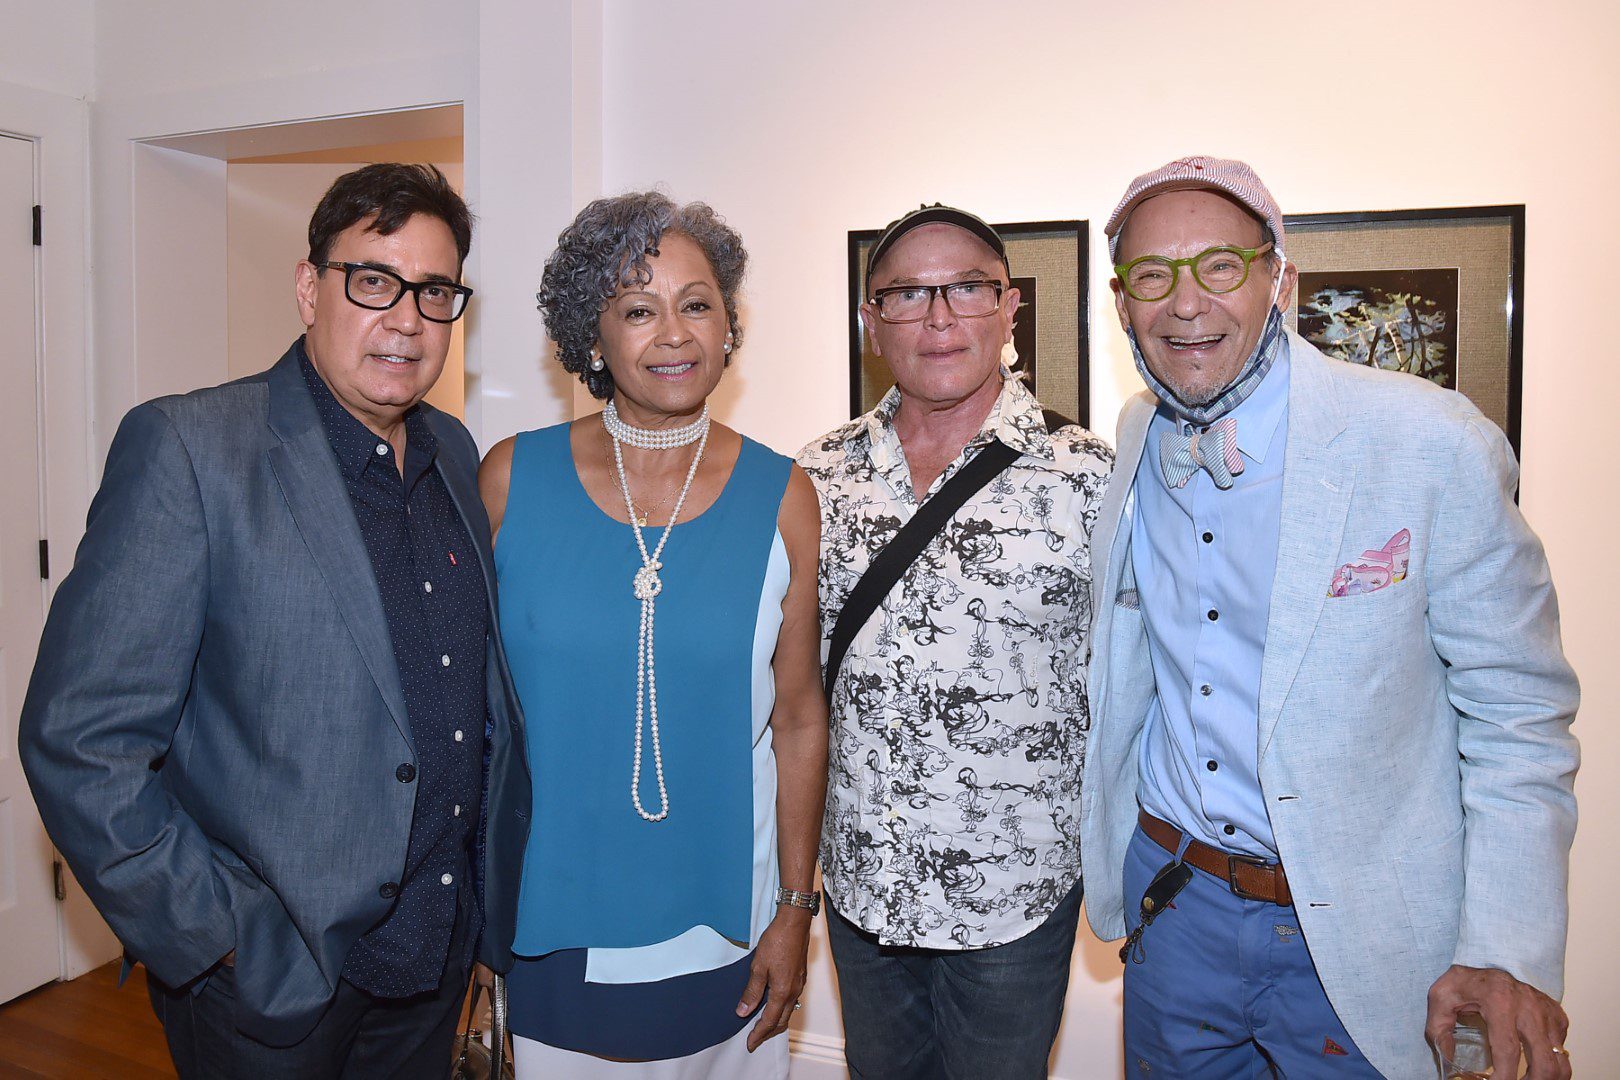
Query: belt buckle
1225 853 1275 902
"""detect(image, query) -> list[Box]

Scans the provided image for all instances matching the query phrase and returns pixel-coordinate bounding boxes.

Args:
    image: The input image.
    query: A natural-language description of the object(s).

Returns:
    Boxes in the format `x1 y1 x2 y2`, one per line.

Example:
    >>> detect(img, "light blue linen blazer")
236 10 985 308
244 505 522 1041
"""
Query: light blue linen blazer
1081 332 1579 1078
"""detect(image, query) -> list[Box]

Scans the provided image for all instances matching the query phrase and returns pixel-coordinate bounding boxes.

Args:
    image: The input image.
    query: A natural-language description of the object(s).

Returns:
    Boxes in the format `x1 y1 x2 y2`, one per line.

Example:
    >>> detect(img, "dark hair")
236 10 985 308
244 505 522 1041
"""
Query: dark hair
537 191 747 400
307 163 472 269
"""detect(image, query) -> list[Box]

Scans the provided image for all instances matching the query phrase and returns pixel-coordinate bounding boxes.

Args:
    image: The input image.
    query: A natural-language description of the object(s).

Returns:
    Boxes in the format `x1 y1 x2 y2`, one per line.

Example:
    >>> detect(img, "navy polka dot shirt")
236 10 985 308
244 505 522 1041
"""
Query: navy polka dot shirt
301 351 489 997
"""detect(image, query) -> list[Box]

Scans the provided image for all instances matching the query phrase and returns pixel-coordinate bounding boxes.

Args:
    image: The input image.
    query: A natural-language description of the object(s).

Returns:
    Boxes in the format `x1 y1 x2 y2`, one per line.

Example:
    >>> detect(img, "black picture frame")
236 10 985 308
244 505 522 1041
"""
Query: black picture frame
1282 205 1525 455
848 220 1090 427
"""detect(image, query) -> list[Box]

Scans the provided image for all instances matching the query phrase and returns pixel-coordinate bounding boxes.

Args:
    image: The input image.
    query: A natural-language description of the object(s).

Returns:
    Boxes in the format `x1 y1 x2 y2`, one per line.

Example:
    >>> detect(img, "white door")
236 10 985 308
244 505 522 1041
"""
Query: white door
0 131 59 1003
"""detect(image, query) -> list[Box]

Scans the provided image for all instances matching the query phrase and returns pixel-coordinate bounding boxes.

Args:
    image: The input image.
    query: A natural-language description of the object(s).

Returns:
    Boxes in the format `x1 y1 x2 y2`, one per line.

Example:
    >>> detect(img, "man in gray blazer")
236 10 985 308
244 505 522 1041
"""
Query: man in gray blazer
19 164 529 1077
1081 157 1577 1079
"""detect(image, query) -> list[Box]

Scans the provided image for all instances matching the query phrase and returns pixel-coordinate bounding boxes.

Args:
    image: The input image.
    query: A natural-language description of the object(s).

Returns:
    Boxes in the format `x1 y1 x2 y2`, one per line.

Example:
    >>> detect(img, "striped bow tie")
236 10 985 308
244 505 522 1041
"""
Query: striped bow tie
1160 417 1244 490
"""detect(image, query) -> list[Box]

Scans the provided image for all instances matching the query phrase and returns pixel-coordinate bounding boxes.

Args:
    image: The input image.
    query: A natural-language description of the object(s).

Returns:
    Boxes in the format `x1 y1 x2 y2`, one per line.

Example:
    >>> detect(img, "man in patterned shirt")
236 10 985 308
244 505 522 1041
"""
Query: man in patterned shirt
798 205 1113 1079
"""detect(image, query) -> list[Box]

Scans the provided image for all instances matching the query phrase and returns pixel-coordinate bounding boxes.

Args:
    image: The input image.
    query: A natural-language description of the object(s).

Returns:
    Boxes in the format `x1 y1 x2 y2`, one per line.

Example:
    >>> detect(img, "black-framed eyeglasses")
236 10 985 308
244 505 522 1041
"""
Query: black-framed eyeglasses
868 280 1006 323
1112 243 1273 303
319 262 473 323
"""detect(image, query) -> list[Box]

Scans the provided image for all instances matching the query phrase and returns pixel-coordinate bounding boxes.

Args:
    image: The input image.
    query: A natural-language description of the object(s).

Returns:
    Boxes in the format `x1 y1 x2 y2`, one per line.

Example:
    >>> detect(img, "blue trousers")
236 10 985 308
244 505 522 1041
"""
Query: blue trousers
826 879 1083 1080
1122 826 1380 1078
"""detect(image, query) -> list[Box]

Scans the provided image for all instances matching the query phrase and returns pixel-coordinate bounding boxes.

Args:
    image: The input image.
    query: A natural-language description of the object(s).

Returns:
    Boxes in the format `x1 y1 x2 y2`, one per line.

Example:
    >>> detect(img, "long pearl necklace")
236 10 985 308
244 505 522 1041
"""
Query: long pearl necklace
606 401 711 822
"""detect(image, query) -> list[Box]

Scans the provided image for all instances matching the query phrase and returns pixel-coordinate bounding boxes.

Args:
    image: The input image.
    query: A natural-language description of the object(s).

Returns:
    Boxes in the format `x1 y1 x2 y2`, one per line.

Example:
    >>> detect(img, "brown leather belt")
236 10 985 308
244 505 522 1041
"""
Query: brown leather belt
1139 810 1293 906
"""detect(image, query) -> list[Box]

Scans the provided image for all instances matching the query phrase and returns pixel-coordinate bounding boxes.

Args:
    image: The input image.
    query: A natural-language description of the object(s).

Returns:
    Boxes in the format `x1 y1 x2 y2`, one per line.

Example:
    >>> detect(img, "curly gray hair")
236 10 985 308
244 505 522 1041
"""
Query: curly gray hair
537 192 747 400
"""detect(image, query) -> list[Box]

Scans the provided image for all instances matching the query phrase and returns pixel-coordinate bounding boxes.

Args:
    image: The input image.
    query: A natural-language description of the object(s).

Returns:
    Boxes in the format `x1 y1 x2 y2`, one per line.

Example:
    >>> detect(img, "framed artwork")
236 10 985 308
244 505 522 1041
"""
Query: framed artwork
1283 206 1524 454
848 219 1090 427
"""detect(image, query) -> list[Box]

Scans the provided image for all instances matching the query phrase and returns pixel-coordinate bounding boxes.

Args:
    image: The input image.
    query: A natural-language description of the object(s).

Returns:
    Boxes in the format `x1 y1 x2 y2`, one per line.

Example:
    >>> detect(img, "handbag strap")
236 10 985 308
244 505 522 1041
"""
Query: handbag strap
823 409 1069 702
457 977 484 1056
491 973 509 1078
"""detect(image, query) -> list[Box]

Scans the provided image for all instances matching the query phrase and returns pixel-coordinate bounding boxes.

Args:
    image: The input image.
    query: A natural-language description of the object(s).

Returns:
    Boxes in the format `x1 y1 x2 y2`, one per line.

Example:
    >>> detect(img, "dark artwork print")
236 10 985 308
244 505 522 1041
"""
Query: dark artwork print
1010 276 1037 382
1298 267 1460 388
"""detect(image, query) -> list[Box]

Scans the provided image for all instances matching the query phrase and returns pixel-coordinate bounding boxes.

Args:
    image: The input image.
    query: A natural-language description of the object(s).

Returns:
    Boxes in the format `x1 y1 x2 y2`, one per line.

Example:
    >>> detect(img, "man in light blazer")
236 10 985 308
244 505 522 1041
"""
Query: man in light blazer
19 164 529 1077
1081 157 1578 1079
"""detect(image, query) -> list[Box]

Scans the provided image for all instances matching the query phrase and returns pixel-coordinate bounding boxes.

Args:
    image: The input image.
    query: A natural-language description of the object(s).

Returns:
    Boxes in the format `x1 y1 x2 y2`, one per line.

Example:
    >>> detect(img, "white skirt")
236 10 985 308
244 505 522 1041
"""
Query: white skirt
513 1024 789 1080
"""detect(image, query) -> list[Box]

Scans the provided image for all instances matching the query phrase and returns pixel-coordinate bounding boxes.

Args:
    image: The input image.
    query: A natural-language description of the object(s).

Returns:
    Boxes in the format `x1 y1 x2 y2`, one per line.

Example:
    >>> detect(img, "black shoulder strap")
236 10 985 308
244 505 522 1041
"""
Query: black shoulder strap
822 409 1071 701
823 438 1019 701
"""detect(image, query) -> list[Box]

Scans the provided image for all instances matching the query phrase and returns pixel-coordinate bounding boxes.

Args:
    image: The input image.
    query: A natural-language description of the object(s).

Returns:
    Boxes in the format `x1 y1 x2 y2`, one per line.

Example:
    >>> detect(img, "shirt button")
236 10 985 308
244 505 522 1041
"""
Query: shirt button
424 581 433 593
1200 684 1213 696
440 873 454 886
888 718 901 730
1207 760 1219 772
375 443 388 456
454 730 464 742
1202 531 1214 543
1207 609 1219 622
454 804 462 817
379 881 399 898
441 654 451 667
396 763 416 783
1223 823 1237 836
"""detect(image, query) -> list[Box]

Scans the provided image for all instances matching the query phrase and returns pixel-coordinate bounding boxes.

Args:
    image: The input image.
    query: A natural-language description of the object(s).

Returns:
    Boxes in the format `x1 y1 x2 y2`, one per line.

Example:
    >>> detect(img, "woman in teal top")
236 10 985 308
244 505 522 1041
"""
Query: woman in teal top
478 192 827 1078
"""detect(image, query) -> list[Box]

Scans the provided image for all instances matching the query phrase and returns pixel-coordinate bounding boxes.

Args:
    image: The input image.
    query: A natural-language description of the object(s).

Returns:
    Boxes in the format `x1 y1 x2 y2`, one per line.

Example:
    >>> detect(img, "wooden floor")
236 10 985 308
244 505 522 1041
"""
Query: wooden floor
0 963 176 1079
0 962 484 1078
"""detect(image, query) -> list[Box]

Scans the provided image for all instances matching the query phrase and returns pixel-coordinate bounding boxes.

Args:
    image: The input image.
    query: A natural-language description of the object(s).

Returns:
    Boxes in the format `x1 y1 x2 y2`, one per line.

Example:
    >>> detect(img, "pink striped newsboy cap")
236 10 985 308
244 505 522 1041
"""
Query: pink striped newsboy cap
1105 155 1284 260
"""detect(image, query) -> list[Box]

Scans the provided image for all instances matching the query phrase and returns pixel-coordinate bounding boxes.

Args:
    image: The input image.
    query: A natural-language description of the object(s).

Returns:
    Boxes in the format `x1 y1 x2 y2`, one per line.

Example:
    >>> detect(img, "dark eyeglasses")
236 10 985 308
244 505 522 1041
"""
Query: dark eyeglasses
319 262 473 323
868 280 1006 323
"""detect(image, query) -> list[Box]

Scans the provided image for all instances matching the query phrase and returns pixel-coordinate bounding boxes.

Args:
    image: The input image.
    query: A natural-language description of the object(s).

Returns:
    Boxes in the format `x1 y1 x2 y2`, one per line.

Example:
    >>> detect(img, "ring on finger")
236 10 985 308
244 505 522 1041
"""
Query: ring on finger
792 1002 803 1010
1551 1045 1569 1055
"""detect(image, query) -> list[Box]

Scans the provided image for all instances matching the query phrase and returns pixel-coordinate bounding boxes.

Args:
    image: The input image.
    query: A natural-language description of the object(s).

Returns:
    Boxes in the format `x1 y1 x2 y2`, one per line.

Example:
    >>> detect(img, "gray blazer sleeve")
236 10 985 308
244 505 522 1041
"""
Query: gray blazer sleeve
1427 415 1579 997
19 402 235 987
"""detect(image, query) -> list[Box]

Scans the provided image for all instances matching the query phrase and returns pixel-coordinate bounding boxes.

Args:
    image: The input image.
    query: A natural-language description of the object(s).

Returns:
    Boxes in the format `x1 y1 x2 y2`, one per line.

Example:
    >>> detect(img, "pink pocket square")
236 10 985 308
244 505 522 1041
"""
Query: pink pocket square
1329 528 1411 598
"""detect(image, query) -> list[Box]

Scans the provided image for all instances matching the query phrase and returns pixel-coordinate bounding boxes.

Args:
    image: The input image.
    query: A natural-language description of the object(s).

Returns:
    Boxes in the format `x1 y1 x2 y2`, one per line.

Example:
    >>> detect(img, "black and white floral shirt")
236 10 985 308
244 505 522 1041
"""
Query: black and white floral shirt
798 371 1113 948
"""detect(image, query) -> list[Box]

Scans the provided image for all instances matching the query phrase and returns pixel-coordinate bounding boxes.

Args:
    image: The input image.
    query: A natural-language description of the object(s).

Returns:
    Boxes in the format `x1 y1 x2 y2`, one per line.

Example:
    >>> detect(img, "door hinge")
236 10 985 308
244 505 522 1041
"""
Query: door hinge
32 204 41 246
53 860 66 902
39 538 49 579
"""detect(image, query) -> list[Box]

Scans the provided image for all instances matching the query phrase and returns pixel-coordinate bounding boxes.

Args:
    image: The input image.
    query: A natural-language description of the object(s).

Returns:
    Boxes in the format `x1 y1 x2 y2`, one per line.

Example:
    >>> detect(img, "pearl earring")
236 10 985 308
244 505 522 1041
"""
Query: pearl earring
590 355 606 371
723 339 733 354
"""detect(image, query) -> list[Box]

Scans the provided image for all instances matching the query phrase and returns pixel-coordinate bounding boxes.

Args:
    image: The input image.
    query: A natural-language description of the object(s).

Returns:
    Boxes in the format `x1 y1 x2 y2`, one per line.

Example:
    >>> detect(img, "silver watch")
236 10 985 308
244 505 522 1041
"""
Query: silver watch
775 886 821 915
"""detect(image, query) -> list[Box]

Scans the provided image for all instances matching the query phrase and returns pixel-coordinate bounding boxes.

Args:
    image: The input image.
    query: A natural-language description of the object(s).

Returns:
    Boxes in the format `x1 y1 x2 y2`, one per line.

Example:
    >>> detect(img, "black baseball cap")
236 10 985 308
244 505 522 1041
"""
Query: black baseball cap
865 203 1010 286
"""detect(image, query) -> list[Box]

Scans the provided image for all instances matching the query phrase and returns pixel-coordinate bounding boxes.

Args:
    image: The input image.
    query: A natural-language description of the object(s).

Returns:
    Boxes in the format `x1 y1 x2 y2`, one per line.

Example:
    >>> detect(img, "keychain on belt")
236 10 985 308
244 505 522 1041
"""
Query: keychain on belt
1119 859 1193 964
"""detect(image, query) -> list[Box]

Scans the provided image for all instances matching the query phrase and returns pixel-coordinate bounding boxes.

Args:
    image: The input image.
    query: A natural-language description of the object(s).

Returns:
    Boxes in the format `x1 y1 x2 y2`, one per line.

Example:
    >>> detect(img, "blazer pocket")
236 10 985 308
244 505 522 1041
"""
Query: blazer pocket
1319 573 1425 624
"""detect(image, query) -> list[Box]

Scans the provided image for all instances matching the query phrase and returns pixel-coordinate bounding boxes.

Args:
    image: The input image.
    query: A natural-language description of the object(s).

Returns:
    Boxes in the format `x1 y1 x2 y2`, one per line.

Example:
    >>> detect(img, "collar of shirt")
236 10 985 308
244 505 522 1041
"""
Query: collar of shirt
853 368 1054 500
298 338 438 485
1161 336 1291 466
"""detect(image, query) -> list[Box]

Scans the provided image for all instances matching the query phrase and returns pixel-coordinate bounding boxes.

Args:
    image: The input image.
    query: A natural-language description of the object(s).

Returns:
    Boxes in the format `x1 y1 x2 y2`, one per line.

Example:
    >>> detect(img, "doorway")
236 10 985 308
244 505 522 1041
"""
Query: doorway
0 131 59 1004
135 104 467 412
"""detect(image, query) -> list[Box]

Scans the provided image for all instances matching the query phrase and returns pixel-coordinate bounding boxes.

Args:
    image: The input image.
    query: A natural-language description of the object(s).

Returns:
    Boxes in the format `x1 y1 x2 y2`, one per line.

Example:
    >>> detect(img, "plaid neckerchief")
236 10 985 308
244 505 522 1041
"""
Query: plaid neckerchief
1129 304 1285 426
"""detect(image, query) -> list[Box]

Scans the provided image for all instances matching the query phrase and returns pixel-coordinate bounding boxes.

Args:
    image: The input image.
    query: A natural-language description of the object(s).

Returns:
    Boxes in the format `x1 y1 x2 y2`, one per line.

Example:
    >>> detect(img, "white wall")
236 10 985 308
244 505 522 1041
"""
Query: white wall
0 0 94 99
589 0 1620 1071
468 0 604 445
92 2 471 102
89 0 476 457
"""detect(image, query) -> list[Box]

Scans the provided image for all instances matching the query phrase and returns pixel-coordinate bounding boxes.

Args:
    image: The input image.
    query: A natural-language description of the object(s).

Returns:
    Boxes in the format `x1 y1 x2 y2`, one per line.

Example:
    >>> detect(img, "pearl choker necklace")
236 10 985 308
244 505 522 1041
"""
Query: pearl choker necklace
603 400 710 450
606 405 712 822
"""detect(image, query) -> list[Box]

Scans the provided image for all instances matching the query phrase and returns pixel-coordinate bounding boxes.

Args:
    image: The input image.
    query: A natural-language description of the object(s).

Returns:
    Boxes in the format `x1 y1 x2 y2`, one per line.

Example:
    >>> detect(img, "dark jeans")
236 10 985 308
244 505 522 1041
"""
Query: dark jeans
826 878 1083 1080
147 914 473 1080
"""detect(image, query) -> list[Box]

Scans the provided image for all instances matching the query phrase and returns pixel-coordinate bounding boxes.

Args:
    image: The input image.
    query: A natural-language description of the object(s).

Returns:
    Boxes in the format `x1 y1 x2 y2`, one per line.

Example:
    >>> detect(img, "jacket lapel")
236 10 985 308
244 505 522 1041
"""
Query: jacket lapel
428 411 499 625
263 345 413 749
1258 336 1353 753
1091 392 1155 700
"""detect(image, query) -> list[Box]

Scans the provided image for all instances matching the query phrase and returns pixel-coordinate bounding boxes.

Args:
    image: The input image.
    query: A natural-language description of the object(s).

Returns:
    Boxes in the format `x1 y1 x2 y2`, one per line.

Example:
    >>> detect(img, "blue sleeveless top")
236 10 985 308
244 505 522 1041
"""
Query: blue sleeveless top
498 423 791 958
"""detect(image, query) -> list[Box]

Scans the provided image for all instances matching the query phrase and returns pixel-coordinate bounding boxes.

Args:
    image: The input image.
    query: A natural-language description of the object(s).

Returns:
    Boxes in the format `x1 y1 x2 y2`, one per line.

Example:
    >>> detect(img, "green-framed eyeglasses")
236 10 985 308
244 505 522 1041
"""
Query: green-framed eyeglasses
1113 242 1274 303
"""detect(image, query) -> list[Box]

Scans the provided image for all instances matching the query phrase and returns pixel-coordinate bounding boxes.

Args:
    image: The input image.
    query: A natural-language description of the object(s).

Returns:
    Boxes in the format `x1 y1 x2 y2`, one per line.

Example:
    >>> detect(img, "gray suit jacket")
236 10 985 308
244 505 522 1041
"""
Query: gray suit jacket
19 342 531 1046
1081 333 1579 1077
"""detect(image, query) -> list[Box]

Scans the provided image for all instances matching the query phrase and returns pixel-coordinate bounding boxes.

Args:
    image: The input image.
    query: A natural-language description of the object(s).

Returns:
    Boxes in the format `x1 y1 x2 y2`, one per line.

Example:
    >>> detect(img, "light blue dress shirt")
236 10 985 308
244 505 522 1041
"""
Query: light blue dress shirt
1132 344 1290 859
